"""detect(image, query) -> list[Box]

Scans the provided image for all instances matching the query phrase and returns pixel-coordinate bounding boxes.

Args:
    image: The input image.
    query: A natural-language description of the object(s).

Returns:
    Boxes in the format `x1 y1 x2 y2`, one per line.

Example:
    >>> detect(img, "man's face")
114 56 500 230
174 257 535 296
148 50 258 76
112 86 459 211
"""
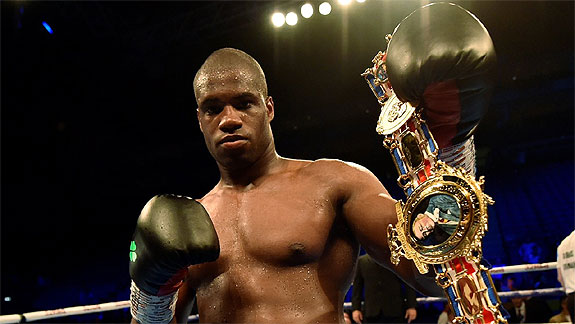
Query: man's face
413 214 435 240
195 68 274 169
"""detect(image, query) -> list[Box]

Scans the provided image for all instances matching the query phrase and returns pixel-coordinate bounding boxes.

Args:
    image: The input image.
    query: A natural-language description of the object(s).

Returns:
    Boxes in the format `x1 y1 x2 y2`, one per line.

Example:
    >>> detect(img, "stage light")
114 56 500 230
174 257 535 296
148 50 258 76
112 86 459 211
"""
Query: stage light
301 3 313 18
42 21 53 34
338 0 352 5
286 12 298 26
319 2 332 15
272 12 285 27
4 297 11 302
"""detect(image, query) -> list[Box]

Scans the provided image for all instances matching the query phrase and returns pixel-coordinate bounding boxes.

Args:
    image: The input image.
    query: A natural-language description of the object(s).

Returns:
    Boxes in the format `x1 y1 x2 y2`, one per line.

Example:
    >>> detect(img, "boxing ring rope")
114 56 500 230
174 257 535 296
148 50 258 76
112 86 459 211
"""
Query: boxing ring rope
411 287 565 304
489 261 558 275
0 262 561 323
0 301 131 323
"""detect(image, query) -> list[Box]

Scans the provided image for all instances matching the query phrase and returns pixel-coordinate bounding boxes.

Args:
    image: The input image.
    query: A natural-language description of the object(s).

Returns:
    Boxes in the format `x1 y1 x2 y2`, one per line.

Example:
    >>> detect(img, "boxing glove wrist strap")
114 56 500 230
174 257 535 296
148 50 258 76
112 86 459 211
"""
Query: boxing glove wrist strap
130 281 178 324
438 136 476 178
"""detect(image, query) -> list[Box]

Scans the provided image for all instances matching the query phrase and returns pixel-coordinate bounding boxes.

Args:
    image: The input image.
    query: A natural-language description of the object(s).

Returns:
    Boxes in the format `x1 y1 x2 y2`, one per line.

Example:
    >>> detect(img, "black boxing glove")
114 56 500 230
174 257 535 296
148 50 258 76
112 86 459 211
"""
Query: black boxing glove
129 195 219 323
386 2 497 149
129 194 219 295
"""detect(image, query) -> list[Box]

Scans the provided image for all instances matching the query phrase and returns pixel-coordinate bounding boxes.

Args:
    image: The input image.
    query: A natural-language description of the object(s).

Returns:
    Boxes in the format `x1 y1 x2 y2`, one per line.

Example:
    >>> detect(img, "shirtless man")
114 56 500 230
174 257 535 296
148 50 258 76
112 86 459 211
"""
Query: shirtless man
128 5 499 316
128 48 440 324
128 3 499 323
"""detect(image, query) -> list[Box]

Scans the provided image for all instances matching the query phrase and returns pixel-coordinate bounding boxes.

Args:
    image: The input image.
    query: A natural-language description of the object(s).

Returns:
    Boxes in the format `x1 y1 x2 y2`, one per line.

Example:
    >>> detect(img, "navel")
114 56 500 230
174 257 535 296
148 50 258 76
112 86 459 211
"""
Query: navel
289 242 306 255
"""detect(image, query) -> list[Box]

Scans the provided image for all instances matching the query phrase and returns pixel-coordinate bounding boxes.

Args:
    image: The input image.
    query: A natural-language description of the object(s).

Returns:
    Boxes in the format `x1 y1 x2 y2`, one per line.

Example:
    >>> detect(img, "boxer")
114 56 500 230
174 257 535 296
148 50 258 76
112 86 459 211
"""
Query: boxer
129 3 496 322
130 48 440 324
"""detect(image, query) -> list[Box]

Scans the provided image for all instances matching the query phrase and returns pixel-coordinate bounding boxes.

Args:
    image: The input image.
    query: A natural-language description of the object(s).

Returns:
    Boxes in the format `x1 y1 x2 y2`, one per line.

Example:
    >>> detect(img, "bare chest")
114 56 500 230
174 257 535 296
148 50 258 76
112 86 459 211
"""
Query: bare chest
206 185 336 267
186 166 360 322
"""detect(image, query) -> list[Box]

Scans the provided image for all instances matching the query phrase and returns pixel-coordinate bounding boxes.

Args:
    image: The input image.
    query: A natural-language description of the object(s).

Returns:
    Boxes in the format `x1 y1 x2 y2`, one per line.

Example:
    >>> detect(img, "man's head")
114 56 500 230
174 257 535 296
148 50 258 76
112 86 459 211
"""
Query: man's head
194 48 275 169
194 48 268 102
412 213 435 240
506 277 516 290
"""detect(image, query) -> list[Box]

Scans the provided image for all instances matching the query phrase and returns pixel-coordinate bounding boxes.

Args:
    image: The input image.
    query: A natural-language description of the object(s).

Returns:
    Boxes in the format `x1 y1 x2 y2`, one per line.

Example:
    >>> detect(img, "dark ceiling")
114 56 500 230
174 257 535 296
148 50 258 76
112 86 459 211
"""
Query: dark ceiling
1 0 573 312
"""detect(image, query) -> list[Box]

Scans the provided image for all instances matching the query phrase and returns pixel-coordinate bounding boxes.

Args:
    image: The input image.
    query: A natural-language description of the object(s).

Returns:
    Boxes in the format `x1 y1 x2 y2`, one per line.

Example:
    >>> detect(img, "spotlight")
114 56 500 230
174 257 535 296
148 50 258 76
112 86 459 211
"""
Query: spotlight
338 0 352 5
271 12 285 27
42 21 53 34
319 2 332 15
301 3 314 18
286 12 298 26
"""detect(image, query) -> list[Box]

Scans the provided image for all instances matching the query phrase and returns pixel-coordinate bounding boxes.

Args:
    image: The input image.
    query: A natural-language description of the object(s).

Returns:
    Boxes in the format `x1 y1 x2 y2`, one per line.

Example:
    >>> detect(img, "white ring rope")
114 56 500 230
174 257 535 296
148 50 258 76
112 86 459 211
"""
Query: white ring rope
0 262 560 323
489 261 557 275
0 301 130 323
411 287 566 304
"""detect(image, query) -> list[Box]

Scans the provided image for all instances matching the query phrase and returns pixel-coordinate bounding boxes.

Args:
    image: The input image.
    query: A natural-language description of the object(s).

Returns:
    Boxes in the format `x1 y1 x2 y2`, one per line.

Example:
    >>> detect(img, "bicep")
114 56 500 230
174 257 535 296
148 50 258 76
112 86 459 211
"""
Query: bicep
339 163 442 296
340 163 398 267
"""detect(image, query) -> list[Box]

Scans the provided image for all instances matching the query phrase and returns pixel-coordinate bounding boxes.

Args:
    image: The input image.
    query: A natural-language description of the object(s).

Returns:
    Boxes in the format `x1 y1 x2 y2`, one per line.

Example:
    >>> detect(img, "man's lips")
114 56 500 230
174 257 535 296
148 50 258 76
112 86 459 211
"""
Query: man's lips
218 135 247 148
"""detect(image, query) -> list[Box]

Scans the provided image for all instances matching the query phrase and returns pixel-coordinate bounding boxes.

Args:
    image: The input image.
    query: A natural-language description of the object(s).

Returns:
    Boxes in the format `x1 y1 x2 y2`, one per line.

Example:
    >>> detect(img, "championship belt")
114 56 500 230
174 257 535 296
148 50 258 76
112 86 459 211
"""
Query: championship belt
362 48 507 324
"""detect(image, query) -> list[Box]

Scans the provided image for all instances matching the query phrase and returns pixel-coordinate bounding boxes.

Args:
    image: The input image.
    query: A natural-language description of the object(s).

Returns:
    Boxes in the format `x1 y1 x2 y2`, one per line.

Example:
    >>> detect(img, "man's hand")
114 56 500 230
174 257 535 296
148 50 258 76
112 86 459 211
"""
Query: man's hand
130 195 220 296
343 312 352 324
129 195 220 323
352 310 364 324
386 2 496 149
405 307 417 323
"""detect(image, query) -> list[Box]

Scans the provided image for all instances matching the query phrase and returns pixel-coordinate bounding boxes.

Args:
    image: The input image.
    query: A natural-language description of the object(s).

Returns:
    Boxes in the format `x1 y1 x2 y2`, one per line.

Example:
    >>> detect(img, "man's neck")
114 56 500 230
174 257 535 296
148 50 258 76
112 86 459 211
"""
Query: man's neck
217 148 286 189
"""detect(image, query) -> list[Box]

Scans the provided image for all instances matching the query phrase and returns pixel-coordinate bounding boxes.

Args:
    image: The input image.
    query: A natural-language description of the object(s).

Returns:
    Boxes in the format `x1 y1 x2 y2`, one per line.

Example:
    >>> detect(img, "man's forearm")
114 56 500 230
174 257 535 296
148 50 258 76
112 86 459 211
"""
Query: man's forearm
351 291 363 311
405 284 418 308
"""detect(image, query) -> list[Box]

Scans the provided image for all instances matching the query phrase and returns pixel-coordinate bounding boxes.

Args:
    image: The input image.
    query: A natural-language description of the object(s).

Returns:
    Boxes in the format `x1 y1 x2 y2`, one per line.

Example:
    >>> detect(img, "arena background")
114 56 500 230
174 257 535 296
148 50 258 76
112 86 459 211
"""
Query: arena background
1 0 573 322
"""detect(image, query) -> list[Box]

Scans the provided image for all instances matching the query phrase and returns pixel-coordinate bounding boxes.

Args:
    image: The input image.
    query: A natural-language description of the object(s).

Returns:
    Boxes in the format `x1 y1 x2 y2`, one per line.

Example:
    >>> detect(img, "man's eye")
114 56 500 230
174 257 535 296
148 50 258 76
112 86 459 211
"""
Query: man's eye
236 101 253 110
204 106 222 115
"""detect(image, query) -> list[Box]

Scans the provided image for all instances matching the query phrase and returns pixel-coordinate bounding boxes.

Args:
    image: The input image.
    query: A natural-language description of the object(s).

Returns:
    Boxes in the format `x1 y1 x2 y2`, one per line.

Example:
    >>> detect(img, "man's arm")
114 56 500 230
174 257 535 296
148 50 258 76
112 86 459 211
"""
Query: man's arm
174 279 196 323
351 258 365 323
128 195 219 324
404 283 417 309
557 246 564 288
351 260 364 311
336 161 443 296
404 283 417 323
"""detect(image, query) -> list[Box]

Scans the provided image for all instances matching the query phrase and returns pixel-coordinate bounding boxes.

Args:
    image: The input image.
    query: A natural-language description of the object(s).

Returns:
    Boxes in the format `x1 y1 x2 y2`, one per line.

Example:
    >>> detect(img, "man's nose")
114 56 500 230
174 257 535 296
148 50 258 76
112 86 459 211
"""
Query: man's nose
218 105 242 132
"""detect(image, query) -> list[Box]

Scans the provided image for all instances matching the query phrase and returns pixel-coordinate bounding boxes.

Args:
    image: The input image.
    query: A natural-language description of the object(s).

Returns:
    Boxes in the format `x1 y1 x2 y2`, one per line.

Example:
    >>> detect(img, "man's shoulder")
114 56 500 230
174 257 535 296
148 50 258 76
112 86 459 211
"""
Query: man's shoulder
295 159 390 200
301 158 373 176
558 231 575 250
285 157 346 168
292 159 378 187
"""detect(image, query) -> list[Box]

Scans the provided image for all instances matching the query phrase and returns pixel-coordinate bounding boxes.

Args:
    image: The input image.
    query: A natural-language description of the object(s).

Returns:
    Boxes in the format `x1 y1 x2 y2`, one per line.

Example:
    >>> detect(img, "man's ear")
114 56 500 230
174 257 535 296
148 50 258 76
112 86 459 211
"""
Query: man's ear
266 96 275 121
196 107 204 133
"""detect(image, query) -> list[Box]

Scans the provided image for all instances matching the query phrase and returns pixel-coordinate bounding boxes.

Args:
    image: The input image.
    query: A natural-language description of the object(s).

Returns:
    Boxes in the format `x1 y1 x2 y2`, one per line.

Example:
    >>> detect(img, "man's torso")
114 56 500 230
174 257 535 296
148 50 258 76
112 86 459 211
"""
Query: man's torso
187 159 359 323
